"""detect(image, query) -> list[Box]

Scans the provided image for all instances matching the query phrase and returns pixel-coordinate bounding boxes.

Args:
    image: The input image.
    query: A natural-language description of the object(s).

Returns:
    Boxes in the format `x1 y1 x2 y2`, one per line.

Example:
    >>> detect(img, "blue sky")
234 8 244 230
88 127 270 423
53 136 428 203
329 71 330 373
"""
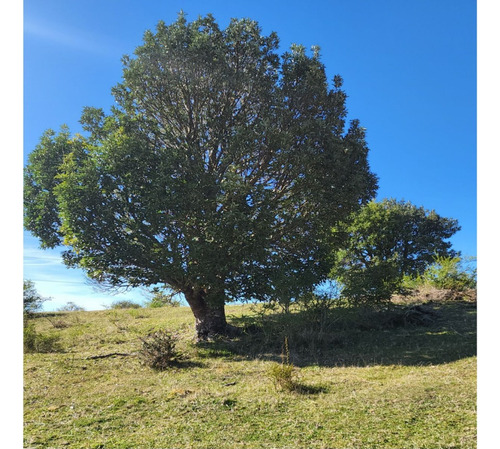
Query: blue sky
23 0 477 311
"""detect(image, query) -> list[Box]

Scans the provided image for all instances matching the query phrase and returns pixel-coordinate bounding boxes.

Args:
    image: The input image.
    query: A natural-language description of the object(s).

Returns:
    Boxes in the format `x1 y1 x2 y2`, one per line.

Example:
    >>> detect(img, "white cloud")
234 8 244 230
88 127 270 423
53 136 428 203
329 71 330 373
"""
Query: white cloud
23 250 63 266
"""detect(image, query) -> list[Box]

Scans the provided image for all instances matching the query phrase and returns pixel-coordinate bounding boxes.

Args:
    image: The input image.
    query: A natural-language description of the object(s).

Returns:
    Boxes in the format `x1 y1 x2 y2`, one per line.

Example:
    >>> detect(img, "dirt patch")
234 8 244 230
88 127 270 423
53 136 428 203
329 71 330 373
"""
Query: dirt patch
393 287 476 304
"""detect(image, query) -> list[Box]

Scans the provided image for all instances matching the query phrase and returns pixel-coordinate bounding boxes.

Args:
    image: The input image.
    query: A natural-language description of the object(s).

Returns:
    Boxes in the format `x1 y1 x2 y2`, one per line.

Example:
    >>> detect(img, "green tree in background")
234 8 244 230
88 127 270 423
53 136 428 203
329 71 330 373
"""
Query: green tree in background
329 199 460 304
145 287 181 308
23 280 48 314
24 14 377 338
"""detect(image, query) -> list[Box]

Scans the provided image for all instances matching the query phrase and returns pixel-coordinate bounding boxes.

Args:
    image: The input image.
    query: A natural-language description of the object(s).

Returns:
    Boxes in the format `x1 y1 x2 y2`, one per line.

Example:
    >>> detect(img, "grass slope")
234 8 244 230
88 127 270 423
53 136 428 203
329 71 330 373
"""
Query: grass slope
24 300 476 448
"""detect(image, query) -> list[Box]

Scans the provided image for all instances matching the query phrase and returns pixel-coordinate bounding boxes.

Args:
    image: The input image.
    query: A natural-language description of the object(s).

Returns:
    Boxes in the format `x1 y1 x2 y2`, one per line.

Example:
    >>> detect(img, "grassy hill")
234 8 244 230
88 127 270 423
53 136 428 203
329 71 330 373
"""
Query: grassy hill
24 298 476 448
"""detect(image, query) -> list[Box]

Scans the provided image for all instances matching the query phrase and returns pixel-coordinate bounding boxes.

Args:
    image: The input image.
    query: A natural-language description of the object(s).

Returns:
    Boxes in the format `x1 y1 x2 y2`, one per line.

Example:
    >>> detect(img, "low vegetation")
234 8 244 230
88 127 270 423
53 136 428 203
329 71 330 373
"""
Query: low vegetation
23 321 62 354
138 330 184 370
109 300 143 309
24 292 476 448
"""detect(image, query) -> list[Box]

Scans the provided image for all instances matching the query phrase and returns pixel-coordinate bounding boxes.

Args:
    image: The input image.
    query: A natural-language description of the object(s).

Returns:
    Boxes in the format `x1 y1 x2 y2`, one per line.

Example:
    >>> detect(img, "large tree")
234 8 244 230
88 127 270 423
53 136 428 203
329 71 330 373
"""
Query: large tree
329 198 460 303
24 14 377 338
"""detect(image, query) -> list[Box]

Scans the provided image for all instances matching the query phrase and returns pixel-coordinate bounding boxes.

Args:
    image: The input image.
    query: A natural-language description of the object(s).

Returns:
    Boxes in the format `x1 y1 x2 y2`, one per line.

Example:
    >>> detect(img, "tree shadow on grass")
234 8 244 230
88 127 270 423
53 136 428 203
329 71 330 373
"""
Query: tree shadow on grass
150 359 206 371
292 382 330 395
197 301 476 368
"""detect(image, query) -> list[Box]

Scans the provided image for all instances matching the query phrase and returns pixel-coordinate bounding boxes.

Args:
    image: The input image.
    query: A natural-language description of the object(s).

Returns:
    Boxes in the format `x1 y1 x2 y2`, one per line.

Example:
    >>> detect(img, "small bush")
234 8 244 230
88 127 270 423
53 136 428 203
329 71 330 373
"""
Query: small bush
138 330 183 370
110 300 142 309
267 361 296 391
296 291 339 314
24 323 62 353
45 316 70 328
57 302 85 312
424 256 476 290
403 256 477 293
266 337 298 392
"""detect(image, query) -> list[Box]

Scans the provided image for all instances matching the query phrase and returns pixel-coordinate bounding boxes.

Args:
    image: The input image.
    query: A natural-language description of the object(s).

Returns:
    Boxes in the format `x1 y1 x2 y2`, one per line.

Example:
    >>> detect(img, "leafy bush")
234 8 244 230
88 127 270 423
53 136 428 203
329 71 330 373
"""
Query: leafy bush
267 361 296 392
138 330 183 370
24 280 48 314
295 290 341 314
24 322 62 353
403 256 476 292
45 316 70 328
110 300 142 309
266 337 298 392
144 288 181 308
57 302 85 312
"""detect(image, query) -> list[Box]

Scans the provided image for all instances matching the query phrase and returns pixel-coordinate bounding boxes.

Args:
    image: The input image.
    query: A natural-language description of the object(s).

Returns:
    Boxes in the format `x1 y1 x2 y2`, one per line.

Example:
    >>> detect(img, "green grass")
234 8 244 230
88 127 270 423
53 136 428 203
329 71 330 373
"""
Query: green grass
24 299 476 448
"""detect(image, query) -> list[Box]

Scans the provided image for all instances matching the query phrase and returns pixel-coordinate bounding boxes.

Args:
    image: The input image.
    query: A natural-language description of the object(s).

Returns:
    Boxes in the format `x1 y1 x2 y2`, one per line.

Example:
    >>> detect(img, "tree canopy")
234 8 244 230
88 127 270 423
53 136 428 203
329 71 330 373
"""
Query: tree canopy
24 14 378 337
329 198 460 303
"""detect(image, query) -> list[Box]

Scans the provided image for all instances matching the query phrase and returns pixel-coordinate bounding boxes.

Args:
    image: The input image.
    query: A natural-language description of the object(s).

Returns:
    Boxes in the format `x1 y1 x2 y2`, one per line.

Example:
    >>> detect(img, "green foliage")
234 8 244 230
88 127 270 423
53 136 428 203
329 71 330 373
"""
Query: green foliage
329 198 460 304
138 330 183 370
403 255 477 291
23 280 48 314
144 287 181 308
110 300 142 309
295 290 341 314
24 322 62 353
267 361 296 392
23 14 377 332
23 127 73 249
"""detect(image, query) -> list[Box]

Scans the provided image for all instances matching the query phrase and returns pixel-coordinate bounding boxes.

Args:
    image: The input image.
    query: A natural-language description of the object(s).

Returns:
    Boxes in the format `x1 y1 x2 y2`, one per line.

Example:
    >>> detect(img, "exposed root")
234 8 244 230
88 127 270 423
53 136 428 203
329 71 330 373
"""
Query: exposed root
85 352 136 360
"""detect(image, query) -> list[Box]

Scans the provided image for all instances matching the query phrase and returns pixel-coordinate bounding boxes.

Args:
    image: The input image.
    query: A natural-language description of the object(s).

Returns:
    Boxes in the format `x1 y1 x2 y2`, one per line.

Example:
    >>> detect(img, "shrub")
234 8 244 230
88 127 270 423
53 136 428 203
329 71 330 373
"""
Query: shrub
266 337 298 392
57 302 85 312
24 280 48 314
24 322 62 353
45 316 70 328
403 256 477 292
296 290 342 314
138 330 183 370
423 256 476 290
267 361 296 392
110 300 142 309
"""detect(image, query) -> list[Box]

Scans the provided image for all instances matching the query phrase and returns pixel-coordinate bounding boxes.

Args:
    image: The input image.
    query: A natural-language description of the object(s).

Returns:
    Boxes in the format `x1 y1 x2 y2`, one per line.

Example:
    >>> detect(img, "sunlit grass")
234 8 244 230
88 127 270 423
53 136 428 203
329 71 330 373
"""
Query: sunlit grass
24 301 476 448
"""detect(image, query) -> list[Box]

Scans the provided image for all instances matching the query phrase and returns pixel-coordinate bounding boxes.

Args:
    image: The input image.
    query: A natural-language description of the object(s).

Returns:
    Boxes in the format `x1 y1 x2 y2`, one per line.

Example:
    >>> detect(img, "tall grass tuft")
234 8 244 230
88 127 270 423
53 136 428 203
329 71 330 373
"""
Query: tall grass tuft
24 322 62 353
267 337 298 392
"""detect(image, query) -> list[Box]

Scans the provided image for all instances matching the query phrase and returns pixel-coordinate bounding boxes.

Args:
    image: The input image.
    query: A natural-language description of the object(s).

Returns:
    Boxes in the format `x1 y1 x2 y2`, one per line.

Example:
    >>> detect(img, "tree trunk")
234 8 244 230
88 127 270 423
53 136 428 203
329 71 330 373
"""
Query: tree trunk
183 288 240 340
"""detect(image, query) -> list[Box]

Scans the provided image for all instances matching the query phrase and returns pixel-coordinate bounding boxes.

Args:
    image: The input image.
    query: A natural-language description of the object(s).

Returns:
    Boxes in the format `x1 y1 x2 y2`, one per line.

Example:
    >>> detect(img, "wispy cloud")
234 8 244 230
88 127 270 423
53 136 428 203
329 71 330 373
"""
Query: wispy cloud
23 231 147 311
23 238 146 311
24 18 122 57
23 248 63 267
